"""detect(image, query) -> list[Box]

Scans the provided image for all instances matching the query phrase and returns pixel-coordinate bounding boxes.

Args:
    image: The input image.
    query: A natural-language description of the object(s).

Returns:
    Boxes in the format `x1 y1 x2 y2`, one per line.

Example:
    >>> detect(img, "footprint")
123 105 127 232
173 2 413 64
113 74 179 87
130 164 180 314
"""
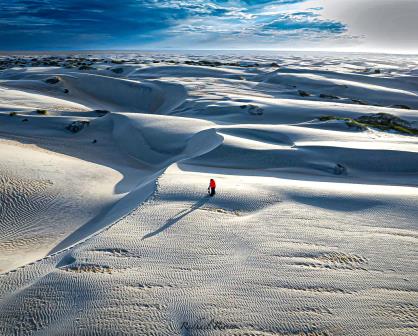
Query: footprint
292 251 367 271
93 248 130 256
61 263 113 274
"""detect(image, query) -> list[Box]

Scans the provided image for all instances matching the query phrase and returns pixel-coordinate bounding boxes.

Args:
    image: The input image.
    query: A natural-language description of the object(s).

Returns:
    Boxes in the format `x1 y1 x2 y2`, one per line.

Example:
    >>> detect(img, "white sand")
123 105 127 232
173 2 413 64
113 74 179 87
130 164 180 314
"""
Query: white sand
0 52 417 335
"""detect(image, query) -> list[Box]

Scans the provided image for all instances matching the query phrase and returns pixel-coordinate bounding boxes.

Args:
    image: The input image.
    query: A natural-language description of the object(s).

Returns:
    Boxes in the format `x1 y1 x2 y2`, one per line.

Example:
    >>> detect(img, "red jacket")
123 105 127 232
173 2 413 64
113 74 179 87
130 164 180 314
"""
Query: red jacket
209 179 216 188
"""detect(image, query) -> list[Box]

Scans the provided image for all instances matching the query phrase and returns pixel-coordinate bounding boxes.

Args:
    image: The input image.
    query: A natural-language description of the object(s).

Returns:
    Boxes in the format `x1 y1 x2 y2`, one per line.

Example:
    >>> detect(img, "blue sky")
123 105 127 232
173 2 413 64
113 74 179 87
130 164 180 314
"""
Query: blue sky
1 0 417 52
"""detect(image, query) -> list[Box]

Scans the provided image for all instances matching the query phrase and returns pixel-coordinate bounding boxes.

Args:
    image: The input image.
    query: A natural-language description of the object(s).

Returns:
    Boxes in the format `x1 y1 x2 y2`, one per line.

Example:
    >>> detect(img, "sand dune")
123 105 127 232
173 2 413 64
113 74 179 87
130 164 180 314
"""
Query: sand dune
0 52 417 335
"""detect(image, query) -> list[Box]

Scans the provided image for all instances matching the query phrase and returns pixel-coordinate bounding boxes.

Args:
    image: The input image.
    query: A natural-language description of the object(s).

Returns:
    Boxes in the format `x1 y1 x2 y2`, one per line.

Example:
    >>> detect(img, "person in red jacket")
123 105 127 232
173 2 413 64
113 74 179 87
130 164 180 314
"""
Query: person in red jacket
208 179 216 197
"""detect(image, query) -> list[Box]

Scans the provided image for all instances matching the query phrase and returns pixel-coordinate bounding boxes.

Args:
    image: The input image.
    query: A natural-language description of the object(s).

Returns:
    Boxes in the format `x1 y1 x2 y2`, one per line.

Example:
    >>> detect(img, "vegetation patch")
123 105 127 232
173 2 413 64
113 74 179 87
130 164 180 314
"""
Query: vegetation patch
78 65 95 70
45 76 60 84
240 104 264 116
66 120 90 133
320 93 340 100
36 109 48 115
318 113 418 135
111 59 125 64
318 115 366 130
298 90 311 97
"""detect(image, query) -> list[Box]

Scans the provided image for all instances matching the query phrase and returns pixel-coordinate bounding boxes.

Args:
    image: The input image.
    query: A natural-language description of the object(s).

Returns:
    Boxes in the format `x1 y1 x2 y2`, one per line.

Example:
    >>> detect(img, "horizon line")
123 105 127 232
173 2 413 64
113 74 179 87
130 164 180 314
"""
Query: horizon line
1 48 417 56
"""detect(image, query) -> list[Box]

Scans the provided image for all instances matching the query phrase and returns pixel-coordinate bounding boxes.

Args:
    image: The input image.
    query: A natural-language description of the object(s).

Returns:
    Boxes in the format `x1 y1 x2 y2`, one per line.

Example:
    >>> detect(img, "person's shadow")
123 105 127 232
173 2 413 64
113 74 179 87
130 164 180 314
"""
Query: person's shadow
141 196 210 240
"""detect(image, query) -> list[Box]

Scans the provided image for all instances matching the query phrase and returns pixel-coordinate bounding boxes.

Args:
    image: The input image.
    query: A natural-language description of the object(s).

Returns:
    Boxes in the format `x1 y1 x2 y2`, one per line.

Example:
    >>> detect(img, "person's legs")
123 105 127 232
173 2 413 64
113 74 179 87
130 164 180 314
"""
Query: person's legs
210 188 216 196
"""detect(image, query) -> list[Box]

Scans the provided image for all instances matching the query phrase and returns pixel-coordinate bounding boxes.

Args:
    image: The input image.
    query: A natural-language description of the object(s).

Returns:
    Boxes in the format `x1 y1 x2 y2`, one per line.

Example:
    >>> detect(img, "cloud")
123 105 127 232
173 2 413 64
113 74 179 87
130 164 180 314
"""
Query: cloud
262 11 346 33
0 0 388 51
147 1 348 49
